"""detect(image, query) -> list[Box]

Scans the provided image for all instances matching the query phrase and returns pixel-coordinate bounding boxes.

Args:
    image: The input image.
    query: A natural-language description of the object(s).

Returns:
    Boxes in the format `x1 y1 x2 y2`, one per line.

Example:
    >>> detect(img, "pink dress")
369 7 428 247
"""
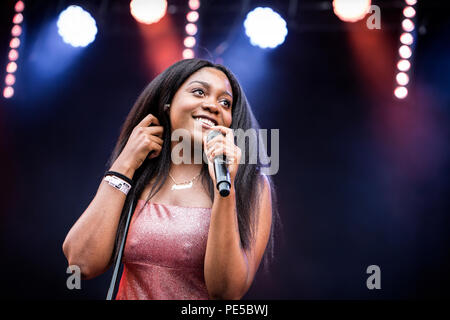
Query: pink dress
115 199 212 300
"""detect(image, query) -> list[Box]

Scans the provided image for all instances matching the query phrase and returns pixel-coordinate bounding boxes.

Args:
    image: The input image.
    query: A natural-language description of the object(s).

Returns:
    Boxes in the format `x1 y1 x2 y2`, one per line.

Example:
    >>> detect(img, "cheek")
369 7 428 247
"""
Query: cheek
169 102 196 127
224 112 233 127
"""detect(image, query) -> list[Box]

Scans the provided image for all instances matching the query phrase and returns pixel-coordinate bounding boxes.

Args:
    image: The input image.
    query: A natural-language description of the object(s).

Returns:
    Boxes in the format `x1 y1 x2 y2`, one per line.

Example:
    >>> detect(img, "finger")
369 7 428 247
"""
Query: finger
211 126 235 148
138 113 160 128
149 133 164 146
210 145 229 161
143 125 164 139
206 132 225 148
210 126 233 138
148 141 162 158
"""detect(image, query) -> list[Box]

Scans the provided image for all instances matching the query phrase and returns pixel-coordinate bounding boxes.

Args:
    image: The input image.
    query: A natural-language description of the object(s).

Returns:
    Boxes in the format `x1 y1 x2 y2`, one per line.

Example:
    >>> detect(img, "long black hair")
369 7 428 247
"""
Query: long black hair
107 58 282 274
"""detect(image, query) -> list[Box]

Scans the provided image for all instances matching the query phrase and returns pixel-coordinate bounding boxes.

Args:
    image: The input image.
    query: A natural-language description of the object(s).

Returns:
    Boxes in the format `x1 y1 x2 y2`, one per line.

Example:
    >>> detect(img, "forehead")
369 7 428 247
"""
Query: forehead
184 67 232 93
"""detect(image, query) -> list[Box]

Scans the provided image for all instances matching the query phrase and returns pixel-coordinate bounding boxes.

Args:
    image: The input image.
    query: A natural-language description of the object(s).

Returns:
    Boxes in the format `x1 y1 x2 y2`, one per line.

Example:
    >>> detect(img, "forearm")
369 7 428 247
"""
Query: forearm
62 162 135 278
204 187 249 300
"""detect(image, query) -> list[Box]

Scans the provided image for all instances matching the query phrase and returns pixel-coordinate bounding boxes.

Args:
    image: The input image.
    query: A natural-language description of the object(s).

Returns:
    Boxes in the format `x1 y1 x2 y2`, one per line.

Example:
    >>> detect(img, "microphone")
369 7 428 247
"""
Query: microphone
207 130 231 197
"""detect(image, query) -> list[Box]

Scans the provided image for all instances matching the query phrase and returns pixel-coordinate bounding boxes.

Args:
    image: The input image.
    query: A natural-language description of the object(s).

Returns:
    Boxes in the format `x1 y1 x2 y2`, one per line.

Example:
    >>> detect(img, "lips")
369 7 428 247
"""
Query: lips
193 116 217 127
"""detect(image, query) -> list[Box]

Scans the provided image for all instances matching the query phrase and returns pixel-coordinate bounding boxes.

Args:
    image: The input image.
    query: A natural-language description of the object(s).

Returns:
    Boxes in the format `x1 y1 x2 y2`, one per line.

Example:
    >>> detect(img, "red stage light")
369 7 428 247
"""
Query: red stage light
396 72 409 86
186 11 199 23
400 32 413 45
403 6 416 18
402 19 415 32
13 13 23 24
185 23 198 36
11 25 22 37
6 62 18 73
188 0 200 11
8 49 19 61
394 86 408 99
5 74 16 86
183 48 194 59
184 36 196 48
397 60 411 72
15 1 25 13
10 37 20 49
3 86 14 99
399 45 412 59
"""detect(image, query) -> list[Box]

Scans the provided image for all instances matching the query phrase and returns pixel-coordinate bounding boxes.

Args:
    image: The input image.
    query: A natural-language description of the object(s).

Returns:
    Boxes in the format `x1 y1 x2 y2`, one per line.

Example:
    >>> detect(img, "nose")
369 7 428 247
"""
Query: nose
202 102 219 114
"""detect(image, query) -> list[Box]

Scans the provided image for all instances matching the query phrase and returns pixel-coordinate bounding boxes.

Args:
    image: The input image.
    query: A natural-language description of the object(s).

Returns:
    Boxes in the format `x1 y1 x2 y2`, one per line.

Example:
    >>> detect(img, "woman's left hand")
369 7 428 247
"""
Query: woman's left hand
203 126 242 189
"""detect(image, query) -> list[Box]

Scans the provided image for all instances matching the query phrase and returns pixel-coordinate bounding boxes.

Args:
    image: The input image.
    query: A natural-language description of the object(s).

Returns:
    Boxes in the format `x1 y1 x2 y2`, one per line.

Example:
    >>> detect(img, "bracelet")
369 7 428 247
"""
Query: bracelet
104 175 132 195
104 171 133 186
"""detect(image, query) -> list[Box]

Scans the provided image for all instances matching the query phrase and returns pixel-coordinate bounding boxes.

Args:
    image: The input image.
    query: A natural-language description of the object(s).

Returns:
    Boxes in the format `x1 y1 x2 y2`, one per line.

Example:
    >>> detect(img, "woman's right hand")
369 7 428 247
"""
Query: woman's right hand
113 113 164 172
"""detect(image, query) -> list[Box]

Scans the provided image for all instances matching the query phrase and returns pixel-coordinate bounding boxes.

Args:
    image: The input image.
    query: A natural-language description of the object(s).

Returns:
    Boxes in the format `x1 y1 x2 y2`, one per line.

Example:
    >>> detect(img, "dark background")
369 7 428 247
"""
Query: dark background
0 0 449 299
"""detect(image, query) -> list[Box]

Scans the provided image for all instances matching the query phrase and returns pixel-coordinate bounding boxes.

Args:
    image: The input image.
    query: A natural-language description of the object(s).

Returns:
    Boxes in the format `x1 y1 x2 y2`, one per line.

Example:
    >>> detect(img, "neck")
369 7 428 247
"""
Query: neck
169 162 203 178
169 141 204 179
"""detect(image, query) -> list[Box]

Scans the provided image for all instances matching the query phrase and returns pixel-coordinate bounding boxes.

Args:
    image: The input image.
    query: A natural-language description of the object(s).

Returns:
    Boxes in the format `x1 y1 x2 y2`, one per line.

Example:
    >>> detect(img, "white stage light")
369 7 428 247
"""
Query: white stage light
243 7 288 49
394 86 408 99
333 0 371 23
57 6 98 47
397 60 411 72
130 0 167 24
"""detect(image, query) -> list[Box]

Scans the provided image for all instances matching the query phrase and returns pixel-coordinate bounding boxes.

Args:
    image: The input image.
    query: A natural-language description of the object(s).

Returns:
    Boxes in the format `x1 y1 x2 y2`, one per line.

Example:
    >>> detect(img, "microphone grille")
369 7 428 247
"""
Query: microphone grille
206 130 221 143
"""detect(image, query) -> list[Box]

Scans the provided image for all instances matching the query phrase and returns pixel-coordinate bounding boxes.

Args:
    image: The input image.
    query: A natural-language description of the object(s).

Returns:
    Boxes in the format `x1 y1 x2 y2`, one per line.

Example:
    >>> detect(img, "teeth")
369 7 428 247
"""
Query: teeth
194 117 215 127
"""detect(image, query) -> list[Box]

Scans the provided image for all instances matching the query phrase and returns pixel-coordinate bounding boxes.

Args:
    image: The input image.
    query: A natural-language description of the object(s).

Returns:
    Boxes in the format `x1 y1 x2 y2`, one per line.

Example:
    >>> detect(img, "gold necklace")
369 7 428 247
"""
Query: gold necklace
168 172 201 190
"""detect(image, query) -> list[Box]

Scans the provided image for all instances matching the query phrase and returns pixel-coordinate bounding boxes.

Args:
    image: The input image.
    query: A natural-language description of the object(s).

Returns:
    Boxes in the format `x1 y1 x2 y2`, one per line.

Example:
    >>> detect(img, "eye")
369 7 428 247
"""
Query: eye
192 88 205 96
220 99 232 108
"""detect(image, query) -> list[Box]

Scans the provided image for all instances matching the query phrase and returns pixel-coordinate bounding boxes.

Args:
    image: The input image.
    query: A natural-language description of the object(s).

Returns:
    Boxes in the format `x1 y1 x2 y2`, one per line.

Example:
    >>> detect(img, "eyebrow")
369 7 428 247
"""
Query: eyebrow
187 80 233 99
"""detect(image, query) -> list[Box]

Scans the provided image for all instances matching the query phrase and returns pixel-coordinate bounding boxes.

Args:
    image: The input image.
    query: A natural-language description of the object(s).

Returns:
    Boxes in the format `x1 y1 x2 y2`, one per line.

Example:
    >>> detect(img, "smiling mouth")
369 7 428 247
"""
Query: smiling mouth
193 116 216 128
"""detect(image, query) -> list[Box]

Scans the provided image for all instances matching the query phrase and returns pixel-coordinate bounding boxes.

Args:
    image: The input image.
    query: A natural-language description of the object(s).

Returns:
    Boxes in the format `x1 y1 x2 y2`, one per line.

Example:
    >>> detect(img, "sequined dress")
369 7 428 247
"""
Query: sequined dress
115 200 212 300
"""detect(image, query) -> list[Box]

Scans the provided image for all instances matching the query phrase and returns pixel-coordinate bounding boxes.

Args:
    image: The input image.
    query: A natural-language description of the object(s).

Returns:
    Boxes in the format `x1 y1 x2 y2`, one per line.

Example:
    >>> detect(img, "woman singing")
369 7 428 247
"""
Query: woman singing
62 58 280 300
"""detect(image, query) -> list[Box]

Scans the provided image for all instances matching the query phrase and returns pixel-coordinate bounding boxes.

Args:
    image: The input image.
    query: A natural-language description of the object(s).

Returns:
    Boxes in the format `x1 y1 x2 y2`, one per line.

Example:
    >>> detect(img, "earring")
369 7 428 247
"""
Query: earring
164 104 170 111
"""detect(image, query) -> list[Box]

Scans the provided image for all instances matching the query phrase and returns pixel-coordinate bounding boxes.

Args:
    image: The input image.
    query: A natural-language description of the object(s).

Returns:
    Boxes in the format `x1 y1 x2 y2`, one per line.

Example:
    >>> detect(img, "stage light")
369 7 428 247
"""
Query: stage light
57 6 98 47
186 11 199 23
6 62 17 73
402 19 414 32
3 86 14 99
397 59 411 72
10 37 20 49
5 74 16 86
399 45 412 59
394 86 408 99
130 0 167 24
183 48 194 59
188 0 200 11
403 6 416 18
393 0 417 100
13 13 23 24
332 0 371 22
244 7 288 49
396 72 409 86
185 23 197 36
400 32 413 45
11 25 22 37
3 1 25 99
8 49 19 61
184 36 196 48
15 1 24 13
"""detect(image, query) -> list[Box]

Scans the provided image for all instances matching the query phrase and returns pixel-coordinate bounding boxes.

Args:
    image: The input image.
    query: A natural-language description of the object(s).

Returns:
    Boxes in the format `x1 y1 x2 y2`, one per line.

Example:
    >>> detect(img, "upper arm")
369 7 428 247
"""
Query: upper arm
241 174 273 295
